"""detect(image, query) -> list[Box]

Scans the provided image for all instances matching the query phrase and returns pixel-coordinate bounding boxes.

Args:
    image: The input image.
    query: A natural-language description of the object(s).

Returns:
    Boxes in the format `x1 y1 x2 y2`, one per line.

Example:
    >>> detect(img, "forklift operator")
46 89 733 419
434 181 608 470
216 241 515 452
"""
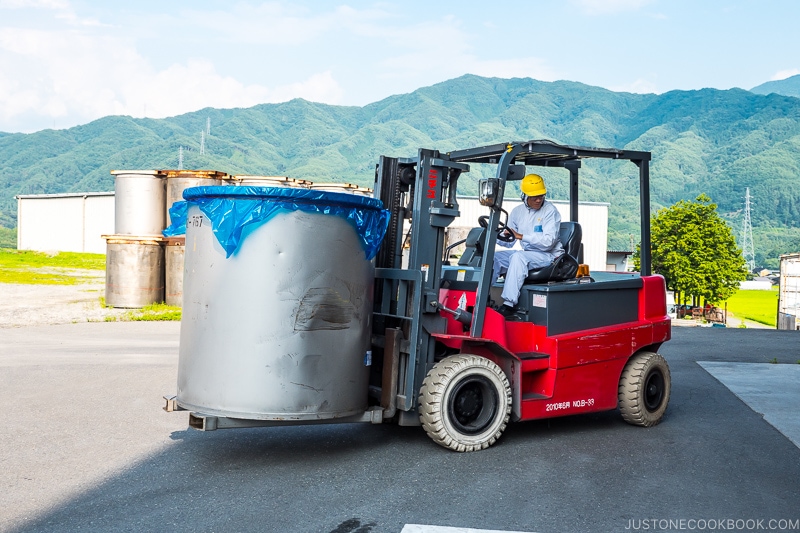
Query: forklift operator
493 174 564 317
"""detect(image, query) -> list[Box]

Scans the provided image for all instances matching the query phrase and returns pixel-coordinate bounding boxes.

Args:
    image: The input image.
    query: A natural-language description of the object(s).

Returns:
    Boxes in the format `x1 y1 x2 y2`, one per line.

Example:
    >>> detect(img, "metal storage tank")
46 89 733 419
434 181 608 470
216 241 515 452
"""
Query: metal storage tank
164 236 185 307
230 175 310 188
104 235 165 308
111 170 166 235
164 170 229 224
177 186 388 420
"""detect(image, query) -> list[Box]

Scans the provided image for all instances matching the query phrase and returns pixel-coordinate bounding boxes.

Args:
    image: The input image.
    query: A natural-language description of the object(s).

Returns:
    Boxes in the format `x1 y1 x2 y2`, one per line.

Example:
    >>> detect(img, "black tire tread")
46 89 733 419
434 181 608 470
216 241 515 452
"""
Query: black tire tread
618 350 671 427
418 354 511 452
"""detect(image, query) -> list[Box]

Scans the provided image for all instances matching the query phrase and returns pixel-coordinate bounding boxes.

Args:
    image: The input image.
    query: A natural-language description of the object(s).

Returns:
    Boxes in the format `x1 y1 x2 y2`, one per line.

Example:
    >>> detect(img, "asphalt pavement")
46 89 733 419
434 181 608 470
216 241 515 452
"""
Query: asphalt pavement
1 322 799 533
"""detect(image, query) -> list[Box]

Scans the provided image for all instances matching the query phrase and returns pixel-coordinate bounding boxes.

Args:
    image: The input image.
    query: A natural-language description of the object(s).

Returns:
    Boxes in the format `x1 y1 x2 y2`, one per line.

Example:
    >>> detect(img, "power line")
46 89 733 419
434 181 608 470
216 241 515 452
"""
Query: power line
741 187 755 272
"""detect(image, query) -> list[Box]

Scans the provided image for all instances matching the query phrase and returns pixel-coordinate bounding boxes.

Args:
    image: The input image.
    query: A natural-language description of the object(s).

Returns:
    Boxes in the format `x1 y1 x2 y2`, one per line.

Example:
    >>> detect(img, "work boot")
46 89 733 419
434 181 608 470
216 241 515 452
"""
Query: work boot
497 304 521 320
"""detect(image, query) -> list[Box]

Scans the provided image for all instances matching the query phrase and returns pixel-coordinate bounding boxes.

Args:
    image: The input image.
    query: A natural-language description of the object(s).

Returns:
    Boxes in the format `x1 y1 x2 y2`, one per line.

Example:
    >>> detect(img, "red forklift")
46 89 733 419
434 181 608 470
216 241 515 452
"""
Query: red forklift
167 139 671 453
370 139 671 451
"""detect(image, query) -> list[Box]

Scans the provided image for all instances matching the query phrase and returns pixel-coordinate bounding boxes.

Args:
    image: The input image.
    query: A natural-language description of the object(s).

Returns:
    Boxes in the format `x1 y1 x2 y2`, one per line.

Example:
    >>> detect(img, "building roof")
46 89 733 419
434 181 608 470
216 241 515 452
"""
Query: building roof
15 192 114 200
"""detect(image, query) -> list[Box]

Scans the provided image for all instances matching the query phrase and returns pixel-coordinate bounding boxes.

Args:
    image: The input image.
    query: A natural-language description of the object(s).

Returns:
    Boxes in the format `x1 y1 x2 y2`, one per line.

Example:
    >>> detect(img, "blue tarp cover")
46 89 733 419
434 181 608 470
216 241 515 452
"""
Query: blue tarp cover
163 186 390 259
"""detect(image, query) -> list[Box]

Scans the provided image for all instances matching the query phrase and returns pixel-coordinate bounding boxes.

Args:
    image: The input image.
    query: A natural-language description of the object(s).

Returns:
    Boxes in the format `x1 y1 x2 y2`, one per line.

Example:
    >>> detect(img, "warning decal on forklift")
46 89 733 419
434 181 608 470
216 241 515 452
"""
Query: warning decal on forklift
458 293 467 310
532 294 547 308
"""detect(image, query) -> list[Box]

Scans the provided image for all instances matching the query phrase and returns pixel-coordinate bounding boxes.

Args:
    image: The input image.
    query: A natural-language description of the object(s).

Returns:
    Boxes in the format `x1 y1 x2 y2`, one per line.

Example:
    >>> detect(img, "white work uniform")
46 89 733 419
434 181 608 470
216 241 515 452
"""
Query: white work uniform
493 199 564 306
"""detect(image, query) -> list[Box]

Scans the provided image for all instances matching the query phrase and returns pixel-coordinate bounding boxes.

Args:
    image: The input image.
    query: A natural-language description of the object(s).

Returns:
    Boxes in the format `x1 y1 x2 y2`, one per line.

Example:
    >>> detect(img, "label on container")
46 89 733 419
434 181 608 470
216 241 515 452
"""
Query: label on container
364 350 372 366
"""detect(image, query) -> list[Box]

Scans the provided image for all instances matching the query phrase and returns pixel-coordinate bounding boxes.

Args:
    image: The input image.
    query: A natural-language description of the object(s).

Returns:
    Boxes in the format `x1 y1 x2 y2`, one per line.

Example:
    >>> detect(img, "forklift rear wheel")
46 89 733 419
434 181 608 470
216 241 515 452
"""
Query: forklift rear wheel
618 351 671 427
419 354 511 452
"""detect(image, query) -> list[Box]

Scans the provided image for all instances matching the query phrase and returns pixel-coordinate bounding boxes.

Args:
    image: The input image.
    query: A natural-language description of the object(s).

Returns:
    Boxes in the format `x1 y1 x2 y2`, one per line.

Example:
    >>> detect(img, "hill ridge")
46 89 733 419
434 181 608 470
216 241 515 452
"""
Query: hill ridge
1 74 799 267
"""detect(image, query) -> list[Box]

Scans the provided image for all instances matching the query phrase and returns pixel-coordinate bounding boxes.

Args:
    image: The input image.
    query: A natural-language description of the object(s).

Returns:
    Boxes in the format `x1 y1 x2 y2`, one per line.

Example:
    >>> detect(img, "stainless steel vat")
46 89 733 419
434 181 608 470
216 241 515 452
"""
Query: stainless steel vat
177 190 379 420
111 170 166 235
164 236 185 307
104 235 165 308
164 170 229 224
230 175 310 188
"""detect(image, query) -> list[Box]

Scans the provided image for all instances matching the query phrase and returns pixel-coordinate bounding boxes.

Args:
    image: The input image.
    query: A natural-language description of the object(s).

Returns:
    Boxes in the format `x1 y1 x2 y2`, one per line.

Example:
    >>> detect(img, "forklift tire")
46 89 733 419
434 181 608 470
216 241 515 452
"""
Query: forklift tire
418 354 511 452
618 351 671 427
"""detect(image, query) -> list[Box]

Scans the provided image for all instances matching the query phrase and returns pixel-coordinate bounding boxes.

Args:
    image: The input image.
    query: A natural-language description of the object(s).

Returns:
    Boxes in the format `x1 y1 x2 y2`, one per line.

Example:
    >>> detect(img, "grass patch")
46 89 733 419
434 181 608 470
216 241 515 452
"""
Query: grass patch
105 303 181 322
724 287 779 327
0 249 105 285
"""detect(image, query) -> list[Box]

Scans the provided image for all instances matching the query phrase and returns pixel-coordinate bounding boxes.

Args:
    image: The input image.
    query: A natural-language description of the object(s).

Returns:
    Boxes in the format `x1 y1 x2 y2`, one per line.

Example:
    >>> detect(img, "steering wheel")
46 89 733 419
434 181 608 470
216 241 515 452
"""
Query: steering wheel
479 215 515 243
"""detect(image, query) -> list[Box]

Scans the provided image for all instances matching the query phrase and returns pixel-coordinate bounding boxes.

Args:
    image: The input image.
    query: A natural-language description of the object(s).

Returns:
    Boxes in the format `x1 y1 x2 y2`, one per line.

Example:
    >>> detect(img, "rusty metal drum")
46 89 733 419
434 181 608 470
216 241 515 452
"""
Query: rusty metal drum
164 236 185 307
104 235 164 308
164 170 229 225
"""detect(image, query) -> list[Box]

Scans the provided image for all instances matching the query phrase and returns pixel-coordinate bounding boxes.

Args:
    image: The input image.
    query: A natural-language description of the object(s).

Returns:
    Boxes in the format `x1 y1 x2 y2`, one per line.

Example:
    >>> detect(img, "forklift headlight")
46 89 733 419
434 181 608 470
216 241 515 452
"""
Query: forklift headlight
479 179 499 207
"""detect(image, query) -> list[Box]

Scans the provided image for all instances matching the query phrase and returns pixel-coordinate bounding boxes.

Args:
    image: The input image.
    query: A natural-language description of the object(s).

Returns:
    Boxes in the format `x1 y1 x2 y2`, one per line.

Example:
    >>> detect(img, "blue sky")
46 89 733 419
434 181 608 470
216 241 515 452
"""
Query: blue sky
1 0 798 133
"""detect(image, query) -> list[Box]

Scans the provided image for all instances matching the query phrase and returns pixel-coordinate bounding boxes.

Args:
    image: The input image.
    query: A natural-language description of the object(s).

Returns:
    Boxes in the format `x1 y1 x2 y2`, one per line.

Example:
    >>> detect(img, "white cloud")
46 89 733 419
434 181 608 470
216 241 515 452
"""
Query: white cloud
771 69 800 81
572 0 653 15
0 23 346 132
369 13 558 85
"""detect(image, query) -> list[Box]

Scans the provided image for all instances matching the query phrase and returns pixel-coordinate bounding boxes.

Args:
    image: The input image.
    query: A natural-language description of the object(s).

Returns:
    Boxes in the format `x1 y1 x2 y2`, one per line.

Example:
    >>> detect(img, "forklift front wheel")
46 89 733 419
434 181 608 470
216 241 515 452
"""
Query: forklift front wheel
419 354 511 452
618 351 671 427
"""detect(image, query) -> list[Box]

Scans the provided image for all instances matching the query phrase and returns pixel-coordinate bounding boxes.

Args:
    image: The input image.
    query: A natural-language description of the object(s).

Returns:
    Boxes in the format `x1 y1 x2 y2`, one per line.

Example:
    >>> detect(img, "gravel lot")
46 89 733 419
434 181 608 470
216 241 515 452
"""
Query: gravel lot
0 275 127 328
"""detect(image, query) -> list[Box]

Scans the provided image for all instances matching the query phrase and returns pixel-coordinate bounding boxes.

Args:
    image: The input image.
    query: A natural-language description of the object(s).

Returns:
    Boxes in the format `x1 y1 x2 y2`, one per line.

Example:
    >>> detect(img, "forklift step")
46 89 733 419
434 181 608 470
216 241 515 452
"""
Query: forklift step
518 352 550 372
522 392 549 401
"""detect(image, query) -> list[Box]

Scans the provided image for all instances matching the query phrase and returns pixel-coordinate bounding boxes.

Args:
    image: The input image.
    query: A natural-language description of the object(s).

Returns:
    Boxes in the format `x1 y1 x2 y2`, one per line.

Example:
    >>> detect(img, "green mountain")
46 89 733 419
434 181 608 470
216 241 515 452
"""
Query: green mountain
2 74 799 268
751 74 800 98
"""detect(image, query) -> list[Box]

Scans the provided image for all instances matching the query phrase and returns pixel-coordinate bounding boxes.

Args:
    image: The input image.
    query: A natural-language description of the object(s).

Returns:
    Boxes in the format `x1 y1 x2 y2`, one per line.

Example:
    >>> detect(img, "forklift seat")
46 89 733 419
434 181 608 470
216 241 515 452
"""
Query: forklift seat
558 221 582 261
524 221 582 283
457 226 486 267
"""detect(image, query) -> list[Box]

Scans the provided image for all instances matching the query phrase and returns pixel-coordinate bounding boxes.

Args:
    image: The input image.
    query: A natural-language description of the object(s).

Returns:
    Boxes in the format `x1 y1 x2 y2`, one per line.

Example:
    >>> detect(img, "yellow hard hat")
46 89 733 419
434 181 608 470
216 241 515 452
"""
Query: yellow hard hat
521 174 546 196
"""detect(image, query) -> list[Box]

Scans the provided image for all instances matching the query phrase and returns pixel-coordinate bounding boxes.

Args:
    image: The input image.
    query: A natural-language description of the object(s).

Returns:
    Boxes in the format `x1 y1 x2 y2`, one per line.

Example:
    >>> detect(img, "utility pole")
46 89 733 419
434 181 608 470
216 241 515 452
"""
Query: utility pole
741 188 755 273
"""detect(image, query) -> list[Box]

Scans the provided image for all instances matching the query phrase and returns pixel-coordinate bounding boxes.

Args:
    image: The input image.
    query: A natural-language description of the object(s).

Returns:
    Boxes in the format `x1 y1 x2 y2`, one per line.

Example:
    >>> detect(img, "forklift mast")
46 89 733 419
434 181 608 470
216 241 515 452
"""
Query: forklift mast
372 150 469 422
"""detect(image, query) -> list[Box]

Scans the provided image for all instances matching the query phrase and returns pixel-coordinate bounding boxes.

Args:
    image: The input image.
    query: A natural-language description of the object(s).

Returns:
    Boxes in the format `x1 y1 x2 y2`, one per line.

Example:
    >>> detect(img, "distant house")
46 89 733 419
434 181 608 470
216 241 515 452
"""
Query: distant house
606 250 633 272
16 192 114 254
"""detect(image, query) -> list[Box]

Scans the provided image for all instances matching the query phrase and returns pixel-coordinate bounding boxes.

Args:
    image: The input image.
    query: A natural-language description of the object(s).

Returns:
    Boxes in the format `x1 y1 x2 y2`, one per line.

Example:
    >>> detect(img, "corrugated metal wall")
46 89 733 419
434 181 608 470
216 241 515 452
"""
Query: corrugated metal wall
16 193 114 254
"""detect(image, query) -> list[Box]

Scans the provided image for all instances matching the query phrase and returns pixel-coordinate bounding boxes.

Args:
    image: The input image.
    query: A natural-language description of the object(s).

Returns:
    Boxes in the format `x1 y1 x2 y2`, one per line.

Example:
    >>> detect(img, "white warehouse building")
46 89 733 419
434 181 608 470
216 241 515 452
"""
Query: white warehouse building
16 192 115 254
15 191 613 271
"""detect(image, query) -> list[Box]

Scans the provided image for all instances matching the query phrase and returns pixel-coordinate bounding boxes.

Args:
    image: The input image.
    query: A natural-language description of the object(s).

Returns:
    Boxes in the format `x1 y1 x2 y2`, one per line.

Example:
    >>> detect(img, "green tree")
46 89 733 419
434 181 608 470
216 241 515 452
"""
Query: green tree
637 194 748 306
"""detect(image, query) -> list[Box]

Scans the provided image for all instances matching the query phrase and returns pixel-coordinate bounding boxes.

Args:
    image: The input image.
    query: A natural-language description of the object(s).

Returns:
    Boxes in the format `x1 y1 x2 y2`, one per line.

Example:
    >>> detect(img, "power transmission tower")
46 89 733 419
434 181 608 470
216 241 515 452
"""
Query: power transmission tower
200 131 205 155
178 146 184 170
741 187 755 273
206 117 211 135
